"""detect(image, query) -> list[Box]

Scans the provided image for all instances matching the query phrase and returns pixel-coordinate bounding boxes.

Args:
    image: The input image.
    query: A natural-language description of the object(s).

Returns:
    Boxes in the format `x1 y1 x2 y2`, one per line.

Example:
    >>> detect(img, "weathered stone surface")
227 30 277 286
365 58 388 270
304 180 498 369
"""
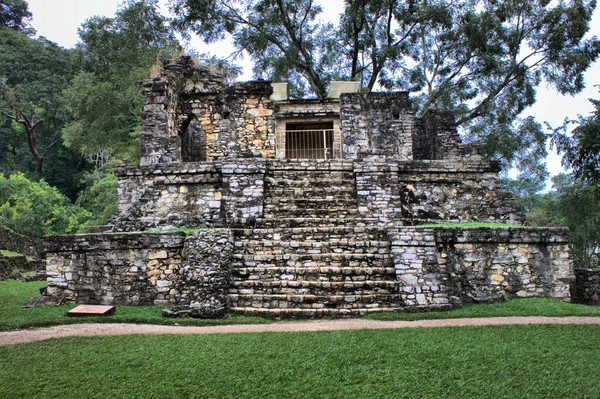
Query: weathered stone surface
0 226 38 258
42 55 573 317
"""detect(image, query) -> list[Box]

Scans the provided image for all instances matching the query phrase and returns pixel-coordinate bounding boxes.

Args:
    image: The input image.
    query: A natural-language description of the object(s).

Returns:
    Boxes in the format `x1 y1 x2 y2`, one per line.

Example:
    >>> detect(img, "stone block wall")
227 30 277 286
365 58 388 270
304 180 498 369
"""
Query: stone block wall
140 57 275 165
45 230 233 306
398 160 524 224
221 159 265 225
414 110 480 160
340 92 414 160
436 227 572 303
571 269 600 305
0 226 38 258
113 163 223 231
389 227 572 309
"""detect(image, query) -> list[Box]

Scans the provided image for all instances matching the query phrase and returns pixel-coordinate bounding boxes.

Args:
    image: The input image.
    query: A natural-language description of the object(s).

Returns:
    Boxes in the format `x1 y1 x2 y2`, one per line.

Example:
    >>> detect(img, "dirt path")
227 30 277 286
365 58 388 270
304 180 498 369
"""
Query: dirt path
2 316 600 346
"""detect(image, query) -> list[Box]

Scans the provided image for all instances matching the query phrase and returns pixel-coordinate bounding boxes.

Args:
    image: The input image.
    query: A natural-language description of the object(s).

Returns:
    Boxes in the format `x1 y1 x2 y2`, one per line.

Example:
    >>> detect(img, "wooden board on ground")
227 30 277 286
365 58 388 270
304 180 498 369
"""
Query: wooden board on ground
67 305 116 317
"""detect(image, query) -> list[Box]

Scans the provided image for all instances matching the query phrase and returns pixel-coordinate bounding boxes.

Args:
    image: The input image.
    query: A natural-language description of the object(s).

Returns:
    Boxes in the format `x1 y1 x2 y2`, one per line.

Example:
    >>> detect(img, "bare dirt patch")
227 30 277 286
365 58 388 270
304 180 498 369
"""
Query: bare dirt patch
2 316 600 346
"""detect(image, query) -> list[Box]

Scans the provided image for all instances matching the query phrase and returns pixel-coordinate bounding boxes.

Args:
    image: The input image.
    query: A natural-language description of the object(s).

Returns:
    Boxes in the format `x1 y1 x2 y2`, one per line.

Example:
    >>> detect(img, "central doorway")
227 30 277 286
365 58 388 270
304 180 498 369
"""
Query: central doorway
285 122 334 159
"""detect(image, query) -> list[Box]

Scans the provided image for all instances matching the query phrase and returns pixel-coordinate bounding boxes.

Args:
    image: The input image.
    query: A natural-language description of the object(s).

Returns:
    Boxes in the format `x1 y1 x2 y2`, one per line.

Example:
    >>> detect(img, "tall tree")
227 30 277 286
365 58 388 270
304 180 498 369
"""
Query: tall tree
0 27 73 173
62 0 180 167
170 0 600 172
0 0 32 33
551 88 600 184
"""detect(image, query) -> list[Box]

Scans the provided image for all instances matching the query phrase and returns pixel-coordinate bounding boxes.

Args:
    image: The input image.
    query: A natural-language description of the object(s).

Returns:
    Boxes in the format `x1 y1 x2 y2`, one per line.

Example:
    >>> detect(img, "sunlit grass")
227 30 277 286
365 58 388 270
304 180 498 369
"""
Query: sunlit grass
2 325 600 398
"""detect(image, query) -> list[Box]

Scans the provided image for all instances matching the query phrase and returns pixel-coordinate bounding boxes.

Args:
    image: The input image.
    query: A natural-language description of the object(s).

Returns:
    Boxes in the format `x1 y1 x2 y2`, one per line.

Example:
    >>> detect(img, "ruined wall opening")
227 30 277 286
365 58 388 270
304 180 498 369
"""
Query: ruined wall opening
285 121 334 159
180 115 207 162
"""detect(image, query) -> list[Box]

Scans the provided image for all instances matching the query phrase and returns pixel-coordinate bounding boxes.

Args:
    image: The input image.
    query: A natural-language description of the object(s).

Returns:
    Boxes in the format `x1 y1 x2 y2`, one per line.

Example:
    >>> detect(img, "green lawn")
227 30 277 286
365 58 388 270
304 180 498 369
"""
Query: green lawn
0 280 270 331
3 280 600 330
1 325 600 398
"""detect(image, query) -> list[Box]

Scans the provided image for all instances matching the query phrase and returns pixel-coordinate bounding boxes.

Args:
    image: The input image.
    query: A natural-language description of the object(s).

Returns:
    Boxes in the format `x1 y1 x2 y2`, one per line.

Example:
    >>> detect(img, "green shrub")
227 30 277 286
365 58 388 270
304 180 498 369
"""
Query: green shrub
0 173 91 241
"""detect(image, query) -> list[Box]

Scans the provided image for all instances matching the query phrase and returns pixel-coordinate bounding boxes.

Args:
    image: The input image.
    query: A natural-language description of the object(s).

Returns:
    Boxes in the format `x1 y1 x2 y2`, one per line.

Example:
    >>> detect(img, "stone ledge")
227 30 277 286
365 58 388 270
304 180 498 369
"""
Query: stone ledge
44 231 186 252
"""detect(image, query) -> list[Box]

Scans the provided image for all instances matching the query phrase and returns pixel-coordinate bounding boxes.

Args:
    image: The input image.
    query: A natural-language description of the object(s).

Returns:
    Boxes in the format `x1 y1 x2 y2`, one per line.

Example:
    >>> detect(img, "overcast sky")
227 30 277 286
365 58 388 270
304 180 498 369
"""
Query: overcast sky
26 0 600 179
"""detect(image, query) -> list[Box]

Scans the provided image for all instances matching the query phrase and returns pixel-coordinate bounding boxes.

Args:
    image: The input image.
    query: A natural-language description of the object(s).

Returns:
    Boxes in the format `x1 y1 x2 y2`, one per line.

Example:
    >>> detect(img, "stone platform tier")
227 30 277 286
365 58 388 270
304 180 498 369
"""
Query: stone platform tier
44 227 572 318
262 161 358 221
228 226 402 317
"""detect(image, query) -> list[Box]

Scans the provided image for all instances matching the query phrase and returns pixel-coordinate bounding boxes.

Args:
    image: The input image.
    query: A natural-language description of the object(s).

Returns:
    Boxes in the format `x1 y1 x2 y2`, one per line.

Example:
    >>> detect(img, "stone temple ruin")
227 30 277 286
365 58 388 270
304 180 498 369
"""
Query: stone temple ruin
44 57 573 317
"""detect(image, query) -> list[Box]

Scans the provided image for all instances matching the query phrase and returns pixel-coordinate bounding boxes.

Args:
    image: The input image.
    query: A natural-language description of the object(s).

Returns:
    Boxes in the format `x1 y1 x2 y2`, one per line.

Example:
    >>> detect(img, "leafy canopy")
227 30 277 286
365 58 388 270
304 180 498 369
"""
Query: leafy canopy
62 0 180 167
0 173 91 241
169 0 600 174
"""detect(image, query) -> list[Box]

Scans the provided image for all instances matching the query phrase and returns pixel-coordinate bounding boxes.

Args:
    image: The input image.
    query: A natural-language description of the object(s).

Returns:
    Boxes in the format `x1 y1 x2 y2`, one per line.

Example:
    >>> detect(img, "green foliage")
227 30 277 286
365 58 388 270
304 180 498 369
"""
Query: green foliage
75 171 118 232
0 0 32 33
0 26 84 182
551 90 600 184
3 325 600 397
525 174 600 268
0 173 91 241
62 0 180 167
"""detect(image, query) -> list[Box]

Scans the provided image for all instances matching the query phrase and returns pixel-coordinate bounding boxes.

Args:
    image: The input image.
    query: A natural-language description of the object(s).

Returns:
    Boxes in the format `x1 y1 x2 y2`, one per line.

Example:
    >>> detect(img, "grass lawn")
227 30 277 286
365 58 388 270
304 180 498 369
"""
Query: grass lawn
4 280 600 330
1 325 600 398
0 280 270 331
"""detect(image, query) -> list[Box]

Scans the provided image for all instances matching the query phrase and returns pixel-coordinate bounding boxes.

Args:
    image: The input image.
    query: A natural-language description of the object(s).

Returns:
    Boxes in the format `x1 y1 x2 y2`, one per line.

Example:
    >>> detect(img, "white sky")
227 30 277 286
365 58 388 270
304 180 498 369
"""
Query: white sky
27 0 600 179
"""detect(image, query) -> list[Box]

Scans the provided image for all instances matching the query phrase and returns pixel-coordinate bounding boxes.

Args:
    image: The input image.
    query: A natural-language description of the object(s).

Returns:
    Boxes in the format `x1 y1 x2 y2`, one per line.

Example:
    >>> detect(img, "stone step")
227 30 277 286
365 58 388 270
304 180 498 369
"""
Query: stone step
255 217 392 228
230 280 398 296
265 188 356 199
232 265 396 277
234 239 391 255
228 293 402 309
263 208 361 218
265 176 355 188
263 197 358 212
231 253 393 269
229 307 403 317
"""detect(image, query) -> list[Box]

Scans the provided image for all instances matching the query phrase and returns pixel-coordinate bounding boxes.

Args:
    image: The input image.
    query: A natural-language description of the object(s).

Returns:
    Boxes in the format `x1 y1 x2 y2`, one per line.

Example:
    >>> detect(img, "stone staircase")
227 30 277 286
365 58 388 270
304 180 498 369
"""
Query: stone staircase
228 161 403 317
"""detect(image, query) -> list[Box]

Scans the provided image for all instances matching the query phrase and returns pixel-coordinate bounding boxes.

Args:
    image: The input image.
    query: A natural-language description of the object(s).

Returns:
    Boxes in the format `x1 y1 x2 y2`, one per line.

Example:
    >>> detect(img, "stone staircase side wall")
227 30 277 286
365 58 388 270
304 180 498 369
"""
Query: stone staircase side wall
434 227 573 303
389 228 451 309
44 230 233 307
398 160 524 224
221 159 265 225
354 158 404 221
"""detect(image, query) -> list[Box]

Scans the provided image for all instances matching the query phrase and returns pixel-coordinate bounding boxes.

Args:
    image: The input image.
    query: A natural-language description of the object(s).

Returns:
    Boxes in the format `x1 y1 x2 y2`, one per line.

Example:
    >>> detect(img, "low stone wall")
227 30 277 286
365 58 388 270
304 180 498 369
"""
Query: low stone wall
0 226 38 258
45 226 572 312
398 160 524 224
390 227 572 309
572 269 600 305
44 230 232 306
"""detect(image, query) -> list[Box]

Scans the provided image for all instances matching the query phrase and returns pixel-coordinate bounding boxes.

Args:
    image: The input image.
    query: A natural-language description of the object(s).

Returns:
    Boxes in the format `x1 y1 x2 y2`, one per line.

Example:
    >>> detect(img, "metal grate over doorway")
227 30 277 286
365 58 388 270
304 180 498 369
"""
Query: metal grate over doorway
285 122 334 159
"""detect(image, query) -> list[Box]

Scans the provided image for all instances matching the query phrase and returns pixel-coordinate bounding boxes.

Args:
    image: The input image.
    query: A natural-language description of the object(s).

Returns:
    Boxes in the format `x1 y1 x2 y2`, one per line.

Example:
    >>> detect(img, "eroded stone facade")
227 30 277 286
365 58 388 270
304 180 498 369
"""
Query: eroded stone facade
44 56 573 316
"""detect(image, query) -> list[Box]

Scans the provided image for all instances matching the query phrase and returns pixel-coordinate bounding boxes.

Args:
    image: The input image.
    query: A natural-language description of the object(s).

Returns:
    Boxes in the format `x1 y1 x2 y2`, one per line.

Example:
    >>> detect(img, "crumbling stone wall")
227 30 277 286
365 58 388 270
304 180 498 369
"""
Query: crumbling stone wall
113 163 223 231
413 110 480 160
399 160 524 224
0 226 38 258
174 229 233 309
340 92 414 160
45 230 233 307
389 227 572 309
571 269 600 305
140 57 275 165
